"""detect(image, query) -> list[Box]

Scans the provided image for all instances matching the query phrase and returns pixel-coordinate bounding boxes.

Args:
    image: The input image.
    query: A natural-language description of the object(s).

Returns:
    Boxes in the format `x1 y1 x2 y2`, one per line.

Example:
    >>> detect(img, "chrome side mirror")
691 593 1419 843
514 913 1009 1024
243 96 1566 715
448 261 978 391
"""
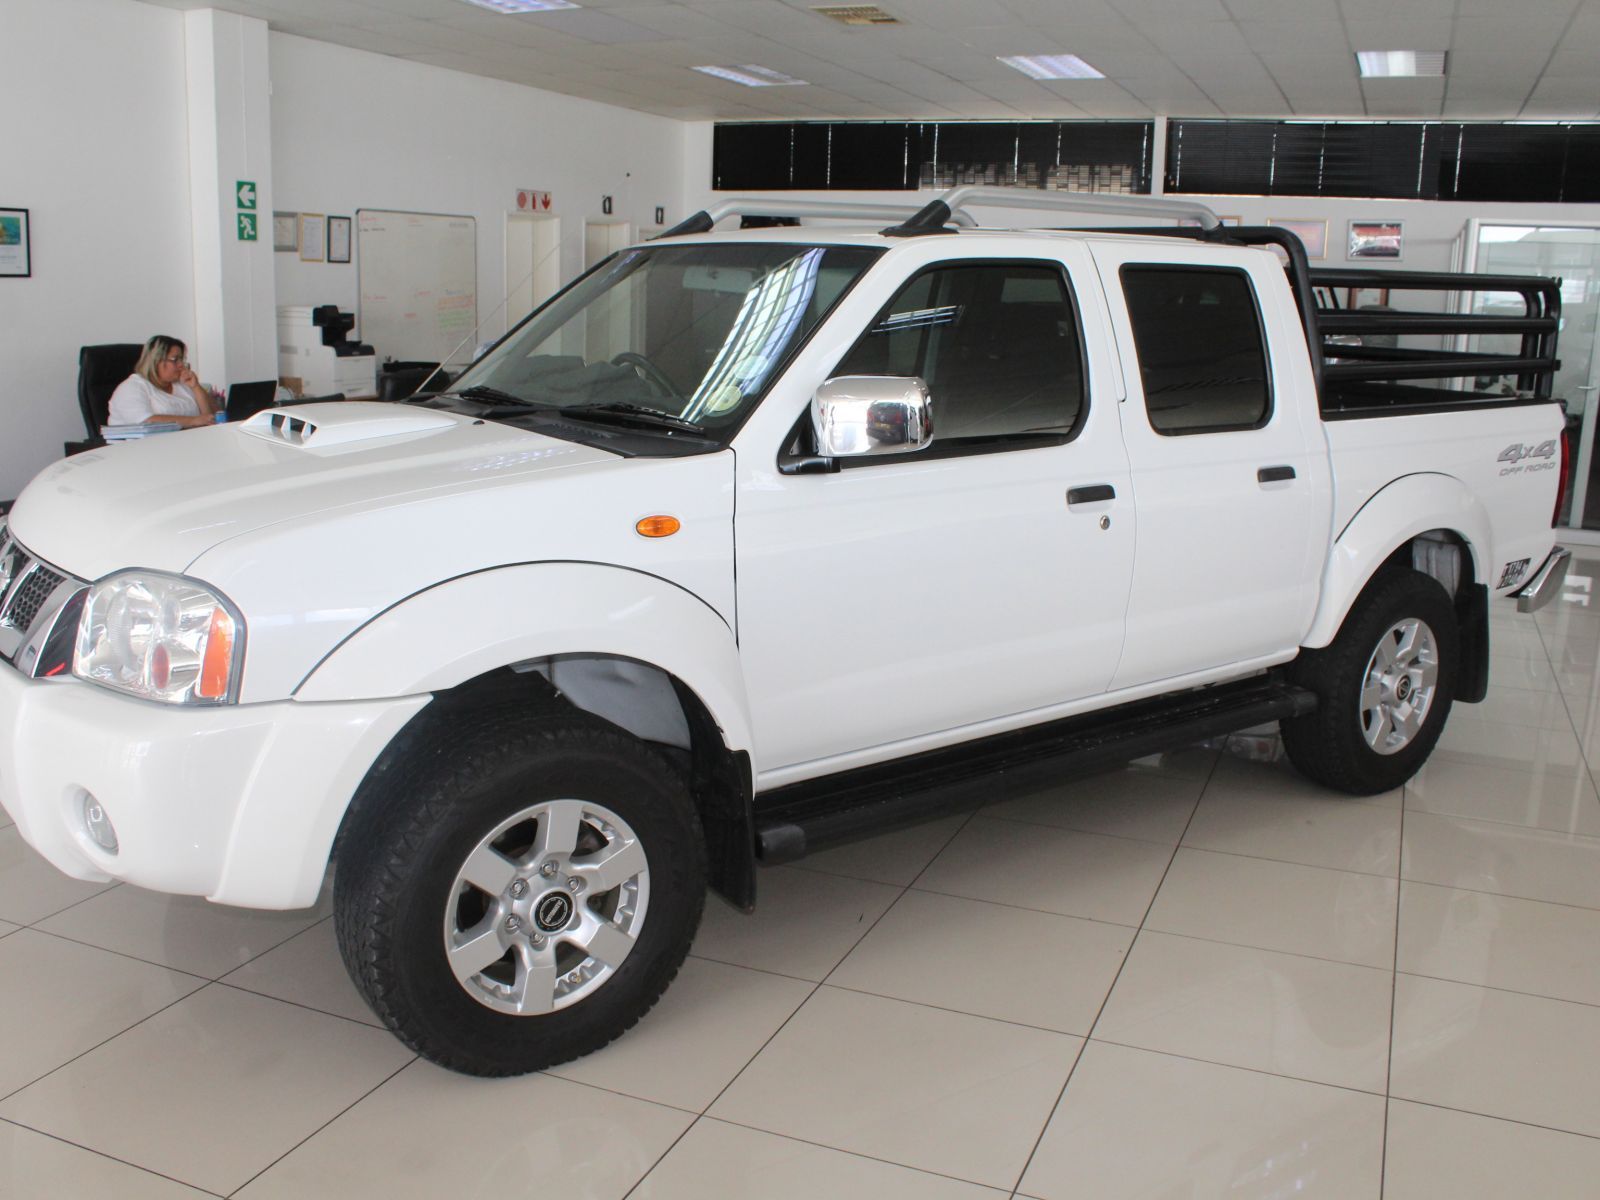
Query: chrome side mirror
811 376 934 459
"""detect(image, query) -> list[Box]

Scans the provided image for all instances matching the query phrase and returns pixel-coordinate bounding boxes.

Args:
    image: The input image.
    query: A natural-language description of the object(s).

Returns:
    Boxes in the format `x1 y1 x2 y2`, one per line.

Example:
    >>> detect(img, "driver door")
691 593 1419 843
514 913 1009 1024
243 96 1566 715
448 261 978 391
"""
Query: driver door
734 248 1136 782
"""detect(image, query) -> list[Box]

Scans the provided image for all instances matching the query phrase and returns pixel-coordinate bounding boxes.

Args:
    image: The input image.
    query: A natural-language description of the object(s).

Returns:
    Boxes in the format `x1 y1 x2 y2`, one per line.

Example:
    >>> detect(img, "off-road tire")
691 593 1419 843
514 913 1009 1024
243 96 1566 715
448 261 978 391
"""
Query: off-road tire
334 712 706 1076
1282 566 1458 795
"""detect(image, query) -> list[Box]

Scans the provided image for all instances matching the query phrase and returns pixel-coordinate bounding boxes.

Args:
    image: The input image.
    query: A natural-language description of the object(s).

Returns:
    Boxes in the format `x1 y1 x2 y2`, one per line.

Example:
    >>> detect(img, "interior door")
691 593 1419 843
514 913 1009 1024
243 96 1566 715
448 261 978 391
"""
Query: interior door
735 249 1135 779
1090 241 1330 690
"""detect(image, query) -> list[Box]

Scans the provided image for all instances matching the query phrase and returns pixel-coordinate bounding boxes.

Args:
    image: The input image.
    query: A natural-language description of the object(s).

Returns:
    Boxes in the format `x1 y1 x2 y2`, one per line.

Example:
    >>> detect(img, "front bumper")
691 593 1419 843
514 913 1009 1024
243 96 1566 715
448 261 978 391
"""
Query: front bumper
1514 546 1572 614
0 664 428 909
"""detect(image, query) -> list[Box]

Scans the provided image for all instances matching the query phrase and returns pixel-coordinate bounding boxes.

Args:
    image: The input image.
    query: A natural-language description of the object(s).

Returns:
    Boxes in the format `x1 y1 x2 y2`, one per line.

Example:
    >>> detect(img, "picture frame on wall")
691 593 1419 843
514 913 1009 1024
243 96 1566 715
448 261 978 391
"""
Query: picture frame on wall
0 207 31 278
1348 220 1404 261
273 211 299 253
327 215 352 264
1267 218 1328 259
298 213 326 263
1347 286 1390 310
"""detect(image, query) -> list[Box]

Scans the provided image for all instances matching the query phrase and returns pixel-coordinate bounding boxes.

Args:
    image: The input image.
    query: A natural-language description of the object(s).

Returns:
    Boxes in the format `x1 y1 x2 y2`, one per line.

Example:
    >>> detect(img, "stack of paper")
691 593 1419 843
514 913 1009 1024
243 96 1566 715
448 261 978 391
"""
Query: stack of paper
101 423 180 441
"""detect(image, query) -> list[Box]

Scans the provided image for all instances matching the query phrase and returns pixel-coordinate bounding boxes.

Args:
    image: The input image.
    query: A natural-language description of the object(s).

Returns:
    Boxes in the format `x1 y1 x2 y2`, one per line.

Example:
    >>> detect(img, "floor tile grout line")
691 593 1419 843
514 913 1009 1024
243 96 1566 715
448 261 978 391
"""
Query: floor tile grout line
1004 746 1222 1199
13 878 123 931
1533 615 1600 799
223 1056 416 1198
1392 967 1600 1013
1400 796 1600 840
657 1113 1018 1195
0 1114 228 1199
623 807 989 1198
1394 872 1600 914
13 924 217 987
0 977 217 1107
1379 797 1405 1199
1388 1094 1600 1145
1130 924 1395 975
1081 1035 1387 1099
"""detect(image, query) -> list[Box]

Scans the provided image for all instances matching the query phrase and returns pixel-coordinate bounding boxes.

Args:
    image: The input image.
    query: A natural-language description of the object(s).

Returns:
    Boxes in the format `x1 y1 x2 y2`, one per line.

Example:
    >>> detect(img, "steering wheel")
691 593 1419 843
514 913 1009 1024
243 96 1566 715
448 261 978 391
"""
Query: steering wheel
610 352 682 403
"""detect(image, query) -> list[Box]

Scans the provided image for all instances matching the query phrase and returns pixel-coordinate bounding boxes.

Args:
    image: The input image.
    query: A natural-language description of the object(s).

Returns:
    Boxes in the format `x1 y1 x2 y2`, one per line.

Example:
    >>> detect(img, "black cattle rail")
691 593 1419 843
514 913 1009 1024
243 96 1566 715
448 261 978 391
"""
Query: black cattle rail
1308 267 1560 418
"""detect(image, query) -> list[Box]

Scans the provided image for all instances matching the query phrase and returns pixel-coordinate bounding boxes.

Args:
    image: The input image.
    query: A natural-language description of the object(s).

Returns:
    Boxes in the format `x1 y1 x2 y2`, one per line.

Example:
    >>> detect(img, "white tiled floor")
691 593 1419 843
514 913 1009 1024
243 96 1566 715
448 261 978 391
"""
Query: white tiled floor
6 580 1600 1196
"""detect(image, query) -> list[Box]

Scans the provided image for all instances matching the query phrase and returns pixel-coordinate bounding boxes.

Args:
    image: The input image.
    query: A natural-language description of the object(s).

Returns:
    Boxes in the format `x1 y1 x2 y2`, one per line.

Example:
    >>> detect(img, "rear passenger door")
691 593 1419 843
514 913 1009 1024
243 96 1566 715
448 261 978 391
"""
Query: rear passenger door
1089 243 1331 690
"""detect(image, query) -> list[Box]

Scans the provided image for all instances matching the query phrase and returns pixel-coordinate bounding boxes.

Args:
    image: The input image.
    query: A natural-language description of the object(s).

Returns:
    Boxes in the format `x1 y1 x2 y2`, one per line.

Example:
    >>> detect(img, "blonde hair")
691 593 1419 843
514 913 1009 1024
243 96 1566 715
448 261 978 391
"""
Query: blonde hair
134 335 187 387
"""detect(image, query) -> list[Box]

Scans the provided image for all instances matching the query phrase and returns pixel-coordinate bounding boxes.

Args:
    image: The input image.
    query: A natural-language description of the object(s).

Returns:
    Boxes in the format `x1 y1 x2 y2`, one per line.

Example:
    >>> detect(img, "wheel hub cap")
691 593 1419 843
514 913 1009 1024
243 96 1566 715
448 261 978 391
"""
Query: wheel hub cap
443 799 650 1016
1360 617 1440 756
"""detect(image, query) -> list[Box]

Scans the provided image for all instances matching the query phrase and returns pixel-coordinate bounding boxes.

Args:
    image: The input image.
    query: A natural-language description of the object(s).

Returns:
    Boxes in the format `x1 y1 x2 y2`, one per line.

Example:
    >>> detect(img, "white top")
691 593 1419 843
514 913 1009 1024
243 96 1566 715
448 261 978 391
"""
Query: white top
107 375 202 426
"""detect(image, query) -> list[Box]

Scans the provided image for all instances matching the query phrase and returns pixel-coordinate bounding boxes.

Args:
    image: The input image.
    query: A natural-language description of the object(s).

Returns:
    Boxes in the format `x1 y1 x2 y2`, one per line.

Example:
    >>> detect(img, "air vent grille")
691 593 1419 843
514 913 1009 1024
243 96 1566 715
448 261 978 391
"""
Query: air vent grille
812 5 899 26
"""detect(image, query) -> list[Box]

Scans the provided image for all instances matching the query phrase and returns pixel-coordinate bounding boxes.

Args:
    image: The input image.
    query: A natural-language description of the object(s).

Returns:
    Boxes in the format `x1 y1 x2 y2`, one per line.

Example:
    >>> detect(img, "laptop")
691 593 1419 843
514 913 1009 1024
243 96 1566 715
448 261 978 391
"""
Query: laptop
225 380 279 423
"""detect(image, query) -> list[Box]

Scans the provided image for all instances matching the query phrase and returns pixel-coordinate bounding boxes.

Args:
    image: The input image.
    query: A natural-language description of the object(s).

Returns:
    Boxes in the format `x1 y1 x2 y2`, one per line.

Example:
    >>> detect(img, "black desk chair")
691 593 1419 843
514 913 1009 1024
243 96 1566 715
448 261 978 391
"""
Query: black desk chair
67 343 142 455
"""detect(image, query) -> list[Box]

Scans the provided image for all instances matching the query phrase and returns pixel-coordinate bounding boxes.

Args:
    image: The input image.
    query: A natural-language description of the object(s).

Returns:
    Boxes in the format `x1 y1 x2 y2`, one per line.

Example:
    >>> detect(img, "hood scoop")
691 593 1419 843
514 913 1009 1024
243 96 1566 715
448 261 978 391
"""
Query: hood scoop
241 402 459 450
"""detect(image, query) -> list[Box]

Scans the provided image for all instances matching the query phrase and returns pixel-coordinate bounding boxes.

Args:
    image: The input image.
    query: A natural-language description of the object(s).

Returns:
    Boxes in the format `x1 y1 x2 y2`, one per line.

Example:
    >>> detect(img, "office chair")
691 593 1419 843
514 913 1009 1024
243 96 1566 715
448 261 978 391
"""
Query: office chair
70 343 143 453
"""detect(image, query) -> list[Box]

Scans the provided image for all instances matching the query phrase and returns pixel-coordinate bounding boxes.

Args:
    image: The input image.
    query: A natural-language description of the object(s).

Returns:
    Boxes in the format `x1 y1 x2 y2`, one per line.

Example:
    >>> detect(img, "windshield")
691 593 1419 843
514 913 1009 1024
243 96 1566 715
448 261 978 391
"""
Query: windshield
449 242 881 437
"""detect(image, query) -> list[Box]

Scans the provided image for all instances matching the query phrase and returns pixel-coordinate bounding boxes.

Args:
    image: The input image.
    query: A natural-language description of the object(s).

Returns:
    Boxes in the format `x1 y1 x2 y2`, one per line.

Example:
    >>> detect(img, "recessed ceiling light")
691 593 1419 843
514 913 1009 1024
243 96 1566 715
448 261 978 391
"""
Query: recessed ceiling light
997 54 1104 81
693 64 809 87
1356 50 1447 78
458 0 579 13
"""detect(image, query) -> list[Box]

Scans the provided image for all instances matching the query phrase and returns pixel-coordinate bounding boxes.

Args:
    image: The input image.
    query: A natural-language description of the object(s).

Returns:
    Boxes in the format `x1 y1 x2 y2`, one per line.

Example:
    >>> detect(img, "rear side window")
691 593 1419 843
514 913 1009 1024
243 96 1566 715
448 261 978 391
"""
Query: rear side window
1120 266 1271 435
834 261 1085 446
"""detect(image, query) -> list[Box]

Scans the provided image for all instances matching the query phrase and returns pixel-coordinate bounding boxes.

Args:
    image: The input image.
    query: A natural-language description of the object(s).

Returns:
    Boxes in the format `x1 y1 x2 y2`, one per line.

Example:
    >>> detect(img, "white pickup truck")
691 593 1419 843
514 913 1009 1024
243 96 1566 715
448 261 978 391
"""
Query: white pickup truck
0 188 1571 1076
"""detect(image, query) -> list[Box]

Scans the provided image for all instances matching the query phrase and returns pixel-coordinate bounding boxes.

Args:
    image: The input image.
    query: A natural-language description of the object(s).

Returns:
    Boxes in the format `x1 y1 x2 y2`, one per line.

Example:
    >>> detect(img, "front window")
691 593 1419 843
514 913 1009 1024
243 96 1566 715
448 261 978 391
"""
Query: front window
450 242 880 440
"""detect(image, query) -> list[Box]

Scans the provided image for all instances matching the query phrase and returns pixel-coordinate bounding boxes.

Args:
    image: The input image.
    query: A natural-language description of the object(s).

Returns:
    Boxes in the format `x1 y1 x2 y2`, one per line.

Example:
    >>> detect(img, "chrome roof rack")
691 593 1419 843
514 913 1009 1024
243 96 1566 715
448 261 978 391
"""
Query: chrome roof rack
660 198 977 238
883 186 1222 237
660 187 1222 240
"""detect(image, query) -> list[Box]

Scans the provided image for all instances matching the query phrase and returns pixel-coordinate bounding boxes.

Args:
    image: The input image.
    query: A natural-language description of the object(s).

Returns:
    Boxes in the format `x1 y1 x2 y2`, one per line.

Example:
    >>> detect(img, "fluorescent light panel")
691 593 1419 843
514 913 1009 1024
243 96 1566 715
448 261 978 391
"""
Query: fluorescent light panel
693 64 809 87
1356 50 1447 78
459 0 579 13
997 54 1104 81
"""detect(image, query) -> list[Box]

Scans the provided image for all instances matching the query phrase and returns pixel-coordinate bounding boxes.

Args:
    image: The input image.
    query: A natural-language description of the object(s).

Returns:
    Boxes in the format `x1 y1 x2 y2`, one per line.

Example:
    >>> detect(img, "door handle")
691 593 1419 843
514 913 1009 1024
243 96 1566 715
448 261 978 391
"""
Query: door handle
1067 484 1116 505
1257 466 1296 484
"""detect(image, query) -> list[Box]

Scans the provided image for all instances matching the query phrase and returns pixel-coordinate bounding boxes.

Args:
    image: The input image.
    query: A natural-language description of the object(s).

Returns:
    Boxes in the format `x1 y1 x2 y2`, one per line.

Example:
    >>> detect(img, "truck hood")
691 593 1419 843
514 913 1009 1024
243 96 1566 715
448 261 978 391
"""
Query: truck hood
9 402 619 579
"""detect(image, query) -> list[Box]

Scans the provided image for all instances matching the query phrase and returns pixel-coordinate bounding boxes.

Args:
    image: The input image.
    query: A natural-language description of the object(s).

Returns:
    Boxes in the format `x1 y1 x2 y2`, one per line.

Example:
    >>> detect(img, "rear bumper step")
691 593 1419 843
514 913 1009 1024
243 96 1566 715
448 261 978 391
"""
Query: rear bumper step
754 676 1318 865
1515 546 1571 614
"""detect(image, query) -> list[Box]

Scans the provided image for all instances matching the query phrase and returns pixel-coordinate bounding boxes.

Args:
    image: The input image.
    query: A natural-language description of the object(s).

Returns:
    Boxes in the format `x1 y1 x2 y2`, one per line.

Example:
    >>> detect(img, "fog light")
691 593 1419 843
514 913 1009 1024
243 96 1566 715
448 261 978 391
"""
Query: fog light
80 793 118 854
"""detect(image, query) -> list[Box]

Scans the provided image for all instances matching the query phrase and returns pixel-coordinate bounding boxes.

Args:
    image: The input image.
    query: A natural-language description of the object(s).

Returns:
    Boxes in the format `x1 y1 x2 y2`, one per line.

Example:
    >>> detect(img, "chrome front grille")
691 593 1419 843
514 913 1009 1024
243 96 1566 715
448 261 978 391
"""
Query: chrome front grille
0 529 86 676
4 564 64 633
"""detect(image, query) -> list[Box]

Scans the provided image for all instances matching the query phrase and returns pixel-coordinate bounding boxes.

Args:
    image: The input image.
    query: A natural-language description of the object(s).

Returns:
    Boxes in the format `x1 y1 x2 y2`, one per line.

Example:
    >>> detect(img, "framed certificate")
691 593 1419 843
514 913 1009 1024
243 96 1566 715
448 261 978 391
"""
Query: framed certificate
273 211 298 253
299 213 326 263
327 215 352 264
0 207 31 278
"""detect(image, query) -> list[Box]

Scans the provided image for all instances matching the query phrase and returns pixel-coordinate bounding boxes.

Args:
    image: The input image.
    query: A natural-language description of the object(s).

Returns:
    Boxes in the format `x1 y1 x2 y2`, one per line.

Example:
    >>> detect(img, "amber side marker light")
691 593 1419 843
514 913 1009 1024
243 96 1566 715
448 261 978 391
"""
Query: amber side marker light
197 608 236 700
636 515 681 538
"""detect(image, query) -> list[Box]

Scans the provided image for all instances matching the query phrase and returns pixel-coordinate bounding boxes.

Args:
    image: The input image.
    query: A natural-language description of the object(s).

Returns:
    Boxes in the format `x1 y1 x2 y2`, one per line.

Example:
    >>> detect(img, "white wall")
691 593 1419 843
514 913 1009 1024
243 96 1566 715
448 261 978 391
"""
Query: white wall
0 0 196 501
268 35 689 360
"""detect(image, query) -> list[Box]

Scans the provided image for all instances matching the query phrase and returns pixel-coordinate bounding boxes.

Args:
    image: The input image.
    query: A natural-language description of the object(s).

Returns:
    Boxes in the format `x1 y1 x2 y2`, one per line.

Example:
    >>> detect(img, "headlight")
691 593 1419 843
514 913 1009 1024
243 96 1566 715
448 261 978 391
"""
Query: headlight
73 571 244 704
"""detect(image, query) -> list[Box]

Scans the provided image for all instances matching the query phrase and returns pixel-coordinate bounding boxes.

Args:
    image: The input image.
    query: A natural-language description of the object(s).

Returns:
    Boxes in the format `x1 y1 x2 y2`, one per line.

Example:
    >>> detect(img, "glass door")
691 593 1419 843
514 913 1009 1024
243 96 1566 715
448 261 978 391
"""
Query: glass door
1465 221 1600 532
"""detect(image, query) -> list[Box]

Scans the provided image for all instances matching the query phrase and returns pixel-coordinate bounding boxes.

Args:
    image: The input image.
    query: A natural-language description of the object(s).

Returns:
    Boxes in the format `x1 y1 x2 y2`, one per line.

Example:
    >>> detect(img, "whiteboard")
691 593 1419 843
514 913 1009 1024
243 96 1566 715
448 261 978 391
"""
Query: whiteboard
356 209 477 365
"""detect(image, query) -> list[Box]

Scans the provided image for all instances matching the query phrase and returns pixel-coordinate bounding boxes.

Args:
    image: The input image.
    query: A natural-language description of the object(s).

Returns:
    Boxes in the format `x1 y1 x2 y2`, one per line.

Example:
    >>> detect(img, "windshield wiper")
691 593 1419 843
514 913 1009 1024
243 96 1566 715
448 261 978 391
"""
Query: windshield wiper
560 403 708 435
451 384 541 408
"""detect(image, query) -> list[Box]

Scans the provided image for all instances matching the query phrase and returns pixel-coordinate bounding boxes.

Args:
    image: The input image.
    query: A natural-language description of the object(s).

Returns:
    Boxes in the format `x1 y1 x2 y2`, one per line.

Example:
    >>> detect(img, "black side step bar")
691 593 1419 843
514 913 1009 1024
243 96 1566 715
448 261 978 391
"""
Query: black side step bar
754 676 1318 865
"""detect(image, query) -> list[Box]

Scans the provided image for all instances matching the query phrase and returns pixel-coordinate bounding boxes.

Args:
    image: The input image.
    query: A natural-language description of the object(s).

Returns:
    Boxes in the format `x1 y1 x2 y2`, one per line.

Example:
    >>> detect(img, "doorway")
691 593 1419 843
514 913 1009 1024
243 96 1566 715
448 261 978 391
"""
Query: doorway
1464 221 1600 535
584 221 634 271
503 213 561 336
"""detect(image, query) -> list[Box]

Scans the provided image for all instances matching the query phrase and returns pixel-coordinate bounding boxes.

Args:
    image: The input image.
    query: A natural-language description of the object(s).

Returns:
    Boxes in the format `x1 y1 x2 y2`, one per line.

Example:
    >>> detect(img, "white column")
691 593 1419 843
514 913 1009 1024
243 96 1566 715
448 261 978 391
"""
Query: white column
1150 116 1168 197
183 9 276 390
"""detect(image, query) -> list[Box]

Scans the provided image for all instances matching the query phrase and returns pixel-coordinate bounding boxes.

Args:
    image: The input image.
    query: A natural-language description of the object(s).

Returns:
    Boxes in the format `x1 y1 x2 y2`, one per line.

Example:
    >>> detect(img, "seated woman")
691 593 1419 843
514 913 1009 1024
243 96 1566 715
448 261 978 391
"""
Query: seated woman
107 336 218 429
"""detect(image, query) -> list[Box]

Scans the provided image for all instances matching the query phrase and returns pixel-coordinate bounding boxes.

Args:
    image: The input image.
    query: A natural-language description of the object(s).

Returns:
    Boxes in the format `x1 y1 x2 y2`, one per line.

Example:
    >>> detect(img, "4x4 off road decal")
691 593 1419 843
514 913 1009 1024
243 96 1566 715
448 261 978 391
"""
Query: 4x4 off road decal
1498 439 1559 477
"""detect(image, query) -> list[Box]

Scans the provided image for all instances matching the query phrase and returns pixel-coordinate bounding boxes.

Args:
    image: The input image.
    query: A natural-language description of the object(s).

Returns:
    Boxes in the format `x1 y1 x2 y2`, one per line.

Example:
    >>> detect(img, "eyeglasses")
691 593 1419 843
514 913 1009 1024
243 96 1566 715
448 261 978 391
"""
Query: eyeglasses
162 354 186 366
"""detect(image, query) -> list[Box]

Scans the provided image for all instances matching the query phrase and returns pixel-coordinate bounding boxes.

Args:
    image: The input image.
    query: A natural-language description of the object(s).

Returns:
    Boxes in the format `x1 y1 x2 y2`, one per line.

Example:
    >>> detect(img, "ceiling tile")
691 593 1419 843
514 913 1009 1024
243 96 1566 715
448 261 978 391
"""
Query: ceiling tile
1341 19 1453 51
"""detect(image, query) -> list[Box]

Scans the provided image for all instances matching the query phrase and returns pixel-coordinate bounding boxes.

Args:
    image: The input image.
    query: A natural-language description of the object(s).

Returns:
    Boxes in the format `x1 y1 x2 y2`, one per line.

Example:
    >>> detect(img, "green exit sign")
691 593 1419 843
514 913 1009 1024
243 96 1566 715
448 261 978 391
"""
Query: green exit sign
236 180 257 209
238 212 258 241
